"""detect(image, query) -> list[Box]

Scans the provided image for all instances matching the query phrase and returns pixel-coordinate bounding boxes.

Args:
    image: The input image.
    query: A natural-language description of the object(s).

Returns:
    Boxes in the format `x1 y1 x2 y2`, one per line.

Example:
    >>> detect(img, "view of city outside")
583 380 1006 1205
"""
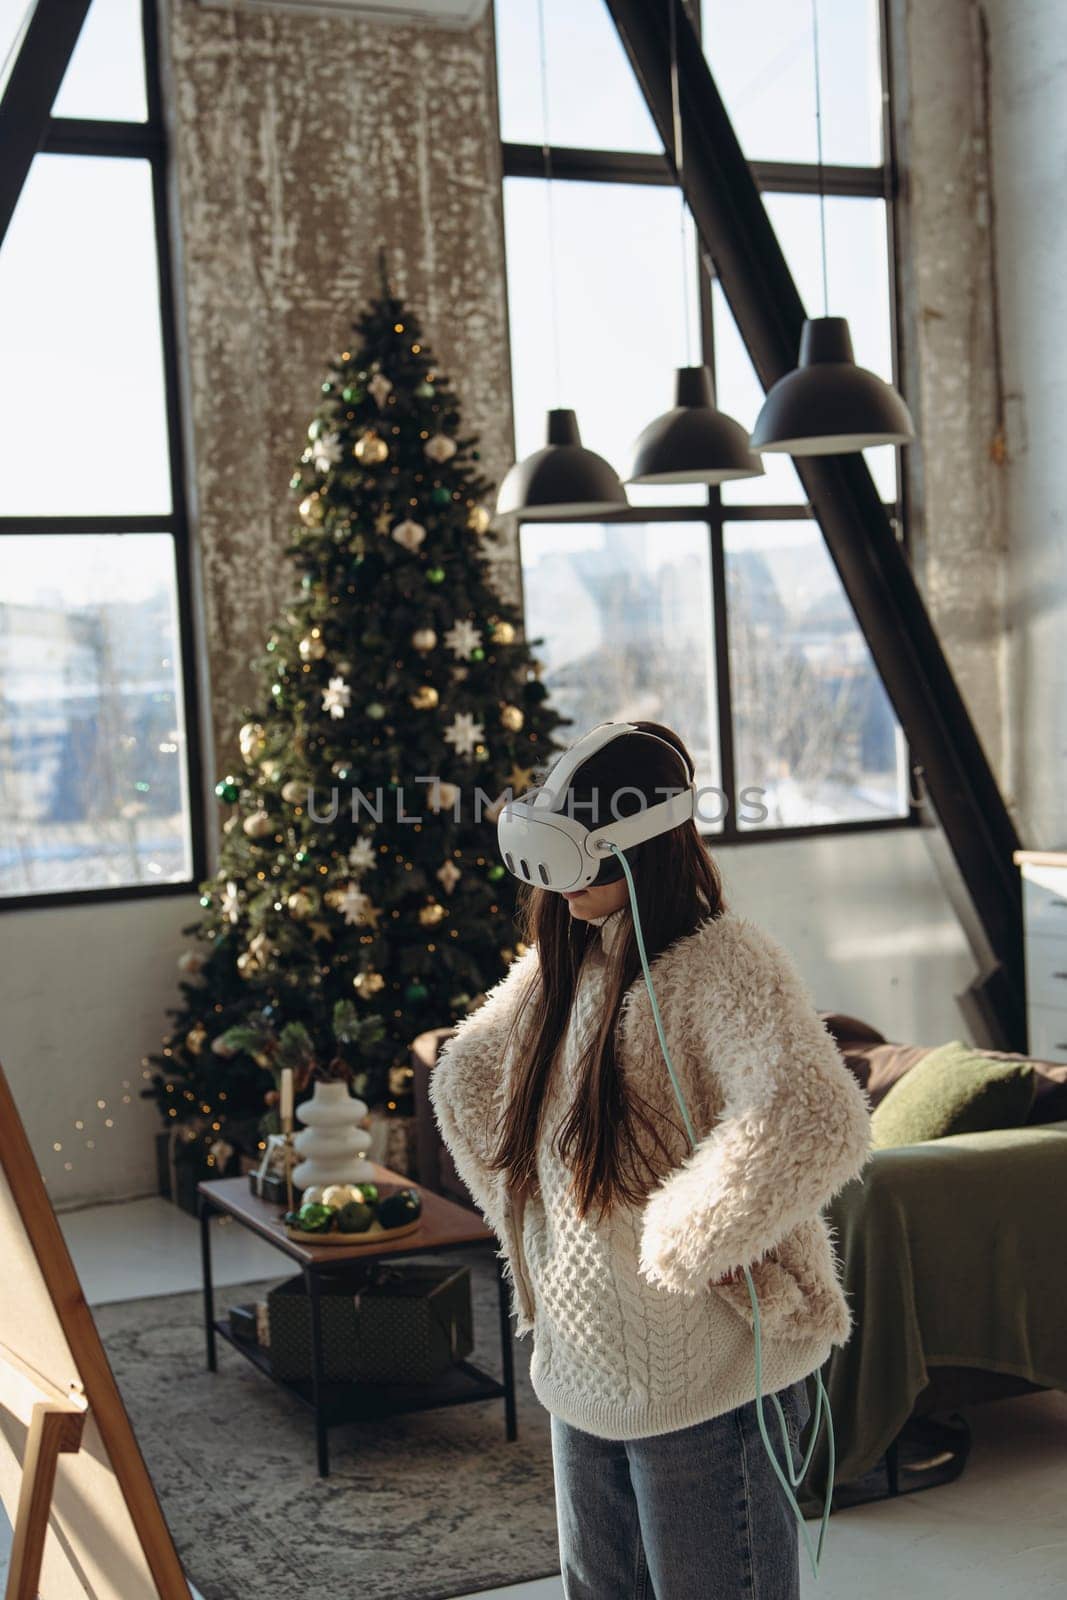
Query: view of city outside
0 7 192 899
518 523 722 816
0 536 192 895
499 0 909 835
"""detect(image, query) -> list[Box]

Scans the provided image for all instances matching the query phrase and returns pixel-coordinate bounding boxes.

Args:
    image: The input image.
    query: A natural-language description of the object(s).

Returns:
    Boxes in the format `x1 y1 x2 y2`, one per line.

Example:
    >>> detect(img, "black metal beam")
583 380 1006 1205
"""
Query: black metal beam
603 0 1026 1047
0 0 93 249
502 141 890 197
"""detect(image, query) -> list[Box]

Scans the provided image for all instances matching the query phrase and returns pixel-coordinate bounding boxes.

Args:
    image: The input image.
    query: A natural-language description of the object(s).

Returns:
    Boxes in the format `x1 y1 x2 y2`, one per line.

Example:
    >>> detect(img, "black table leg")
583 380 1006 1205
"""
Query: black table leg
496 1254 517 1442
305 1266 330 1477
199 1196 216 1373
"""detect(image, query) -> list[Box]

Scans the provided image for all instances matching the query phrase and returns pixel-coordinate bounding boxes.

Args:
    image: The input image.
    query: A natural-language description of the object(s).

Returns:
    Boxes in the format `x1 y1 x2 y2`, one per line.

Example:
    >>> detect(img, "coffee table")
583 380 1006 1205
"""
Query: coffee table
197 1167 518 1475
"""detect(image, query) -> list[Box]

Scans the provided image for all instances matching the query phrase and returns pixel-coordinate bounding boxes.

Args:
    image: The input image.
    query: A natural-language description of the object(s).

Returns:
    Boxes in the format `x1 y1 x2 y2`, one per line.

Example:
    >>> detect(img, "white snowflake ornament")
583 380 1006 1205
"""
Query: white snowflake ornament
220 880 241 924
392 518 427 552
424 433 457 464
322 676 352 720
444 712 485 758
436 860 462 895
311 431 343 472
444 618 483 660
368 372 393 407
347 836 377 875
337 884 373 927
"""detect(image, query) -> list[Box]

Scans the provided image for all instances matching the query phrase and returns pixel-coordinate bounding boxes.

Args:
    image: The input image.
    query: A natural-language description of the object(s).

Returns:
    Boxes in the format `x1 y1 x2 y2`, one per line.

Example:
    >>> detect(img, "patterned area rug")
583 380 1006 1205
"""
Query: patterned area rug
93 1243 560 1600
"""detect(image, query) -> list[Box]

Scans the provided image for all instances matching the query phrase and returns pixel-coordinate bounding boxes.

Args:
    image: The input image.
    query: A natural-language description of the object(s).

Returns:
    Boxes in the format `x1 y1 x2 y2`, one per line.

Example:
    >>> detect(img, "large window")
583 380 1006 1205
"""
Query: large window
496 0 911 838
0 0 201 902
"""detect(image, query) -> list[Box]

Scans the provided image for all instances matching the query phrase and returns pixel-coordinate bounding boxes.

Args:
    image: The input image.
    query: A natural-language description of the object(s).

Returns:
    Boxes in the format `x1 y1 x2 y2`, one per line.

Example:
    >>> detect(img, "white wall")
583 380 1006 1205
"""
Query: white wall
984 0 1067 849
1 828 976 1209
0 894 199 1210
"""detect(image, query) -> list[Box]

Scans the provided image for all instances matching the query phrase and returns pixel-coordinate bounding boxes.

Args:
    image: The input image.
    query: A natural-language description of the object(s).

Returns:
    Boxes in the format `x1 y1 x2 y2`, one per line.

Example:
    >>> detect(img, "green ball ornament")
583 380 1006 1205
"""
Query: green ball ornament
366 702 387 720
426 566 446 585
321 381 333 394
405 980 430 1005
487 863 506 882
199 894 211 908
415 381 435 398
341 385 364 404
214 777 240 804
470 647 486 662
431 487 451 507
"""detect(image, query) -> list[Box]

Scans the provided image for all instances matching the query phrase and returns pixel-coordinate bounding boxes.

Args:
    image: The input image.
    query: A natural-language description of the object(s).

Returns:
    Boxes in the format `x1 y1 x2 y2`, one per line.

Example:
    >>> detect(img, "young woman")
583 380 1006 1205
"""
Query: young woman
429 722 872 1599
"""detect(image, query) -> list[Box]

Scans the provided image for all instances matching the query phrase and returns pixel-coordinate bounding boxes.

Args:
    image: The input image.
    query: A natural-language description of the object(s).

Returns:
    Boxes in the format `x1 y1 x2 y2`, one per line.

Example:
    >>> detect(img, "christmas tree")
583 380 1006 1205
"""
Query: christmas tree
146 276 566 1175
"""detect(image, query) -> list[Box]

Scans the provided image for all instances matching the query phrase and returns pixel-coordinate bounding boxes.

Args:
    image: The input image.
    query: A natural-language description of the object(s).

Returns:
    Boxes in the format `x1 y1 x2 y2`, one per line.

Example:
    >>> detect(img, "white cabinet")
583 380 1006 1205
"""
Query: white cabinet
1014 851 1067 1063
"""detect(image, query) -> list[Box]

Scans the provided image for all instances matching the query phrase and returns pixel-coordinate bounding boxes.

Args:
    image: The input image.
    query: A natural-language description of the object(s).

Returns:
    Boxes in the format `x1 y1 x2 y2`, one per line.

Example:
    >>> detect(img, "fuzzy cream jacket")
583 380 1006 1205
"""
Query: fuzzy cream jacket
429 904 873 1438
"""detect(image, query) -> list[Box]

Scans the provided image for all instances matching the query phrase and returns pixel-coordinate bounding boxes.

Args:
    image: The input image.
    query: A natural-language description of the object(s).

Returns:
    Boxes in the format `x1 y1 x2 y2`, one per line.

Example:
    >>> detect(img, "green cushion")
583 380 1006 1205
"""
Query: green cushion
869 1039 1036 1149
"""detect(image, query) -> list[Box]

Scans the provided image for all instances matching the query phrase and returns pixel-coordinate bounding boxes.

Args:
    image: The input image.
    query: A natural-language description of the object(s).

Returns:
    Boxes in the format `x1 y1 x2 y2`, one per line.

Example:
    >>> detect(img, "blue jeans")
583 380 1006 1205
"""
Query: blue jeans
550 1379 812 1599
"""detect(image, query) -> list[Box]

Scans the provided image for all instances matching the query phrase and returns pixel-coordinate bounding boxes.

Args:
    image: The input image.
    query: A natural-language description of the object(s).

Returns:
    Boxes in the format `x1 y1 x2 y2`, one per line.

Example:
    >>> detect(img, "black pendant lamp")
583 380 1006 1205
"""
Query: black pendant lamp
498 408 629 518
494 0 628 521
751 0 915 458
750 317 914 454
626 0 763 488
627 365 764 485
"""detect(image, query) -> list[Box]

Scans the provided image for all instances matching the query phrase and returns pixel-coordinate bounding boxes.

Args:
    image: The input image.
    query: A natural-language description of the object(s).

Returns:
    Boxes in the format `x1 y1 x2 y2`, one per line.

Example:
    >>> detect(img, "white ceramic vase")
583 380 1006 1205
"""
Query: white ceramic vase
291 1080 374 1189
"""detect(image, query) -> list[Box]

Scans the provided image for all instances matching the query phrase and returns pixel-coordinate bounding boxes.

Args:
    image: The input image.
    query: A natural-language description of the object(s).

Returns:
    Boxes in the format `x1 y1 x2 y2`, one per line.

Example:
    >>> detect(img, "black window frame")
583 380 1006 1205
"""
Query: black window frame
499 0 918 846
0 0 207 911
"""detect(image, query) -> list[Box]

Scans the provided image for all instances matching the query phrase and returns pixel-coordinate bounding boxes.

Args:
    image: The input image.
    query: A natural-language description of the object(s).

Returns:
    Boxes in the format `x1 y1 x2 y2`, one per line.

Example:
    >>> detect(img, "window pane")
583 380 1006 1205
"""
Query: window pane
52 0 147 121
504 177 705 505
725 520 906 828
702 0 883 166
520 523 721 816
0 534 193 896
494 0 659 152
0 155 171 516
715 194 898 503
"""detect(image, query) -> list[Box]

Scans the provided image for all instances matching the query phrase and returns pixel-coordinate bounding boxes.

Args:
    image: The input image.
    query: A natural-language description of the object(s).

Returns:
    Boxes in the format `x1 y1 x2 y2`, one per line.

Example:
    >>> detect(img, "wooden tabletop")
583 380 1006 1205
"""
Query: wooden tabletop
198 1164 494 1268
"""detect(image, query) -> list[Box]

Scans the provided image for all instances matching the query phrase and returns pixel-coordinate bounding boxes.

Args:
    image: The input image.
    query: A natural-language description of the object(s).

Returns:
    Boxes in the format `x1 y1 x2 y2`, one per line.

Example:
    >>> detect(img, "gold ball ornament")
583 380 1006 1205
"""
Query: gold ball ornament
467 504 492 535
236 952 258 979
353 969 386 999
238 721 266 762
354 430 389 465
299 494 325 526
500 704 525 733
298 631 327 661
243 810 274 839
412 628 438 653
287 888 317 919
281 779 308 804
419 901 446 927
186 1023 207 1055
490 620 516 646
259 758 282 782
410 684 440 711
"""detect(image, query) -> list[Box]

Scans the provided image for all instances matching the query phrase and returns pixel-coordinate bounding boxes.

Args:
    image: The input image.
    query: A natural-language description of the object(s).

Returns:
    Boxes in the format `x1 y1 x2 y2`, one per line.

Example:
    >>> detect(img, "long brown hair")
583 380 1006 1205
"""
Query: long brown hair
484 722 727 1222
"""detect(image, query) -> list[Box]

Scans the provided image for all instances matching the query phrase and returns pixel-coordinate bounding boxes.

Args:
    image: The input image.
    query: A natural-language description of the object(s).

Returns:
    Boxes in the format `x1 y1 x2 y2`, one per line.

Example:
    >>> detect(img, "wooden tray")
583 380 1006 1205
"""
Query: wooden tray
283 1214 422 1246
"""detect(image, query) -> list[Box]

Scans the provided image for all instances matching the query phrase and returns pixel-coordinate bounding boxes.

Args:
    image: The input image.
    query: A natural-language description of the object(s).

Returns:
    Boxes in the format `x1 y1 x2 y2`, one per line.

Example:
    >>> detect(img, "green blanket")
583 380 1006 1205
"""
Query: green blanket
794 1120 1067 1515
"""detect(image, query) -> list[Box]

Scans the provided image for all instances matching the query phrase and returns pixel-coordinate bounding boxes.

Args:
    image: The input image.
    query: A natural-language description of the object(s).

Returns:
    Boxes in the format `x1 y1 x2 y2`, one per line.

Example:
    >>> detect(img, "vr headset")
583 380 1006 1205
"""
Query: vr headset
496 722 697 893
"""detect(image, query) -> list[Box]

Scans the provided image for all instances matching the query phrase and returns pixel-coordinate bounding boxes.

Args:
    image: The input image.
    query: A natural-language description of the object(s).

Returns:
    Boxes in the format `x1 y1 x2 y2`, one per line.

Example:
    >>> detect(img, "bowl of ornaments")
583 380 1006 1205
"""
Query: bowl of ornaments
282 1181 423 1245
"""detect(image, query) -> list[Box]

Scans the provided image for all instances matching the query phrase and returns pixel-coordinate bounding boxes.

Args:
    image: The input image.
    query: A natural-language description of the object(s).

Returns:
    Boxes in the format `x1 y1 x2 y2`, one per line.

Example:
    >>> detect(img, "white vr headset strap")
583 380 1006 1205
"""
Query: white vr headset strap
530 721 636 811
586 786 697 860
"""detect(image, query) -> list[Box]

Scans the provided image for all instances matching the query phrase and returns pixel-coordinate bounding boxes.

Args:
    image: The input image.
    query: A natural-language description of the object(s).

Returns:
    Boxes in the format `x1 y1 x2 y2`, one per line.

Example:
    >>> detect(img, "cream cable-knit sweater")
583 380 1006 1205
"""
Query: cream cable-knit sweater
429 902 873 1442
519 909 830 1438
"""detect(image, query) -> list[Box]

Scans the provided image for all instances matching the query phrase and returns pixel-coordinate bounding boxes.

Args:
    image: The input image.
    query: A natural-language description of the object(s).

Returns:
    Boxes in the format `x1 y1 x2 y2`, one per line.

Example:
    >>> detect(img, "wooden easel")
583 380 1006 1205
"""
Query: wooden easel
0 1062 192 1599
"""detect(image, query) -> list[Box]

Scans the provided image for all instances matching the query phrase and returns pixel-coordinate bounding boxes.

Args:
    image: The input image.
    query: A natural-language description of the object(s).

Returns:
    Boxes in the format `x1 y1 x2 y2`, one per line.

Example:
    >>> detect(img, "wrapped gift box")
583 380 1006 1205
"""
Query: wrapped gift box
266 1262 472 1385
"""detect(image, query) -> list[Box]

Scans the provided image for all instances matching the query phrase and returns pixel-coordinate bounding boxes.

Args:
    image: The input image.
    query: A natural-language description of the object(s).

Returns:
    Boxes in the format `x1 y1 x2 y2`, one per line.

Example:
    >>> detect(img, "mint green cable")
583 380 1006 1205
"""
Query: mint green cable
608 845 836 1580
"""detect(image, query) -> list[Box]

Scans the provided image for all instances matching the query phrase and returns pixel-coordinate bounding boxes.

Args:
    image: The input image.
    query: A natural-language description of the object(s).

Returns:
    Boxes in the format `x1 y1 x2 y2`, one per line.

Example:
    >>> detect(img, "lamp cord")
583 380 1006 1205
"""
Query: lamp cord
536 0 564 407
812 0 829 317
669 0 694 366
608 842 837 1579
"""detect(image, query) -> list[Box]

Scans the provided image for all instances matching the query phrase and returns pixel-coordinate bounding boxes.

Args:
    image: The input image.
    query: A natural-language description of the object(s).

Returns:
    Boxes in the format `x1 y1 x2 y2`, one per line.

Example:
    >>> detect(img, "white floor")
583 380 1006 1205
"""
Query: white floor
7 1198 1067 1599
